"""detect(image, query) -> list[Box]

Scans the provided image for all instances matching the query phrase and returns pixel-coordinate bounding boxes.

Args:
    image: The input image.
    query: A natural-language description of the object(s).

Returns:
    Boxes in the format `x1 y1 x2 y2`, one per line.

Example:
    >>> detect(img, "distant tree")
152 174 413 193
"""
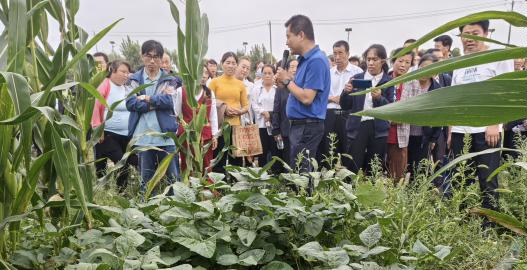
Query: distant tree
451 47 461 57
166 48 179 72
108 51 123 62
120 36 142 71
236 44 277 78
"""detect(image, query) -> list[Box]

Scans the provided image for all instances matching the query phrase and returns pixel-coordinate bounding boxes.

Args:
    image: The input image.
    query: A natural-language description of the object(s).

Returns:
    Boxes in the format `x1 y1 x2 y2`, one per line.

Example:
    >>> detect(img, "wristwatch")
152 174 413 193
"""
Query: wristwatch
282 79 291 87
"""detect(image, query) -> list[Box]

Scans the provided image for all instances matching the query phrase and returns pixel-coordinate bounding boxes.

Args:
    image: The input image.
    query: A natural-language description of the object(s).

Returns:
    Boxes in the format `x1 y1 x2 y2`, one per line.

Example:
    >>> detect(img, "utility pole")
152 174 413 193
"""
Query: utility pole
243 42 248 55
110 41 116 53
345 27 353 44
268 20 273 64
507 0 515 43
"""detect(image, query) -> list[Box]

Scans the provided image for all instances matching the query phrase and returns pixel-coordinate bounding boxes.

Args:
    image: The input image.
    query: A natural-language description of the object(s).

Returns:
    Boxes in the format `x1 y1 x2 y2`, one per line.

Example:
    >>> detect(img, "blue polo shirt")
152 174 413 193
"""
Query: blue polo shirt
286 45 331 120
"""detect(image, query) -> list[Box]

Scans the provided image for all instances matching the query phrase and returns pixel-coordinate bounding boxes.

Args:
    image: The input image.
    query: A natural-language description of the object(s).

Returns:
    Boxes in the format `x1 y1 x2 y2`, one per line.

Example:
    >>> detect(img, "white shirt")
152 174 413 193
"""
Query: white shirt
250 84 276 128
328 63 363 109
361 71 384 121
243 79 254 95
451 59 514 134
104 81 129 136
174 87 219 137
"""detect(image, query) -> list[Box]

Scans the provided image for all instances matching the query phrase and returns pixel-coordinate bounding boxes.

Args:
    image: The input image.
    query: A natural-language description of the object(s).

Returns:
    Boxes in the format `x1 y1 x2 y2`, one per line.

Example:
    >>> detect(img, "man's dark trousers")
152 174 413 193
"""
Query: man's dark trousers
451 132 500 210
318 109 348 167
289 120 324 172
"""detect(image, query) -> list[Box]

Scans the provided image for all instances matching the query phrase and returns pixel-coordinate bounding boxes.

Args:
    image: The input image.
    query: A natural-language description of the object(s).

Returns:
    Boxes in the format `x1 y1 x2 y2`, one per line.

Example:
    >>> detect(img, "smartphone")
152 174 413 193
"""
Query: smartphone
352 79 372 89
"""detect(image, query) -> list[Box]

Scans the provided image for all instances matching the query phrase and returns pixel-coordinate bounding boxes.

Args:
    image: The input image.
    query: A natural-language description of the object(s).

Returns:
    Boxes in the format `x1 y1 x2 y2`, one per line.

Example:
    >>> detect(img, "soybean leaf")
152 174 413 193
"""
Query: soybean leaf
217 254 238 266
239 249 266 266
304 215 324 237
359 224 382 248
412 239 431 255
261 261 294 270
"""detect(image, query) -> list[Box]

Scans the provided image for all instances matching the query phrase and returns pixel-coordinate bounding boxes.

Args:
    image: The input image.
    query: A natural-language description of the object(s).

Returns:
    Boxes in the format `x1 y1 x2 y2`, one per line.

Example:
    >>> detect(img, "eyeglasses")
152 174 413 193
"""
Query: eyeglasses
143 54 161 61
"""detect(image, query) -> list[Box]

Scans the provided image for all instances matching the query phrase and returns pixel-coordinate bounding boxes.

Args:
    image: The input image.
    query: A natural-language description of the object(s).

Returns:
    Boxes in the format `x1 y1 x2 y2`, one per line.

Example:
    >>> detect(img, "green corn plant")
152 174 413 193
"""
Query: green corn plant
352 10 527 232
354 10 527 125
0 0 121 256
166 0 212 182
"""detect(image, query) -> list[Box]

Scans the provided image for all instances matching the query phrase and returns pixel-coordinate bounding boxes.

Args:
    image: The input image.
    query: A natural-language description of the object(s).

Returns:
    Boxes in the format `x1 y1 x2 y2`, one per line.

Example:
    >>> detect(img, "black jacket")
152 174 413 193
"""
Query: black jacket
421 78 444 146
340 72 395 139
437 73 452 88
272 87 291 137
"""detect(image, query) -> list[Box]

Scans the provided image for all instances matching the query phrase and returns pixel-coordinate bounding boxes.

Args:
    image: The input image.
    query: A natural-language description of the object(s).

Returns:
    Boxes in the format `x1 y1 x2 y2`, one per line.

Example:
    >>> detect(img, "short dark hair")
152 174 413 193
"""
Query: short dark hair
220 51 238 64
93 52 109 64
141 40 164 56
262 64 276 74
425 48 441 55
459 20 490 32
418 53 439 66
207 59 218 66
286 59 298 70
107 60 131 78
285 15 315 41
333 40 349 53
404 39 417 45
363 44 389 73
348 56 360 63
433 35 453 49
328 55 335 61
391 47 415 64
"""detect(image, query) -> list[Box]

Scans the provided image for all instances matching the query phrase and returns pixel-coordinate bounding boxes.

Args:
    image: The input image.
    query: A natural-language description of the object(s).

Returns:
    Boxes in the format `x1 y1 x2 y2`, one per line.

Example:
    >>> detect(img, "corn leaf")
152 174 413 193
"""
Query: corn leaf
50 127 92 226
1 72 33 170
458 33 517 48
12 150 54 215
44 18 122 92
469 207 526 236
353 47 527 96
357 79 526 127
394 11 527 59
144 153 176 200
428 148 524 182
7 0 26 73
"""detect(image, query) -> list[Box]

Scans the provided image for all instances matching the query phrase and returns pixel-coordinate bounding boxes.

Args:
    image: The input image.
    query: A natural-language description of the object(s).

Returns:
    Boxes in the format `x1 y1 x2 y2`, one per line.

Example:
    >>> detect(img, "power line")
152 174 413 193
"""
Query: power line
100 1 510 38
307 3 506 25
211 1 506 34
310 1 504 23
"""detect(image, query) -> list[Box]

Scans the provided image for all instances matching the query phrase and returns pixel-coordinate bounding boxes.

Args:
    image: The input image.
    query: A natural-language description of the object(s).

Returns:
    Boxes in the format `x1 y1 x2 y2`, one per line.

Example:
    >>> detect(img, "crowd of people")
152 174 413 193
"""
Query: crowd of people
90 15 526 212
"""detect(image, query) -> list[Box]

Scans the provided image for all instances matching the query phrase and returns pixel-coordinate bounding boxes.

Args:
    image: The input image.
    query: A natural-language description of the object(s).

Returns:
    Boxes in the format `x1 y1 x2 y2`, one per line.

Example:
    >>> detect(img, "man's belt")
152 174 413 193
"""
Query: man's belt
327 108 348 115
289 119 323 126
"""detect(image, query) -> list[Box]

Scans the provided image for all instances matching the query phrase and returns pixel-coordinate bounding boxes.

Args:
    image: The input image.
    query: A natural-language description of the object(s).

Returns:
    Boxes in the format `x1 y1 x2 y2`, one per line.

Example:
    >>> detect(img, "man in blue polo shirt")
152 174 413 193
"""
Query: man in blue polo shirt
276 14 331 172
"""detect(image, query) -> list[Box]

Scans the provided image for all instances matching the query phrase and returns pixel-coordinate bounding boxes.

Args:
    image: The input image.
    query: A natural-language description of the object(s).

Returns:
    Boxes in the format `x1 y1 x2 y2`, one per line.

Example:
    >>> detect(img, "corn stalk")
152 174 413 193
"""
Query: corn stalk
167 0 211 182
0 0 121 257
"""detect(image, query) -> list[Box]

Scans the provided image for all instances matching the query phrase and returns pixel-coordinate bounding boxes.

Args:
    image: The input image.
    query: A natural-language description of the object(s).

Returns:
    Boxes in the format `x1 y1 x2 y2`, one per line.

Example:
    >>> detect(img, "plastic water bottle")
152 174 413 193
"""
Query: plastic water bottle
276 135 284 150
512 124 527 133
265 121 273 136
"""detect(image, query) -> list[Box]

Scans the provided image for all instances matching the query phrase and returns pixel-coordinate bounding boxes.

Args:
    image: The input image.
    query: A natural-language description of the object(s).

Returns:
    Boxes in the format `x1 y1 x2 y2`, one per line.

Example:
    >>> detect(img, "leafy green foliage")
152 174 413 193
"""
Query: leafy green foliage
119 36 141 71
